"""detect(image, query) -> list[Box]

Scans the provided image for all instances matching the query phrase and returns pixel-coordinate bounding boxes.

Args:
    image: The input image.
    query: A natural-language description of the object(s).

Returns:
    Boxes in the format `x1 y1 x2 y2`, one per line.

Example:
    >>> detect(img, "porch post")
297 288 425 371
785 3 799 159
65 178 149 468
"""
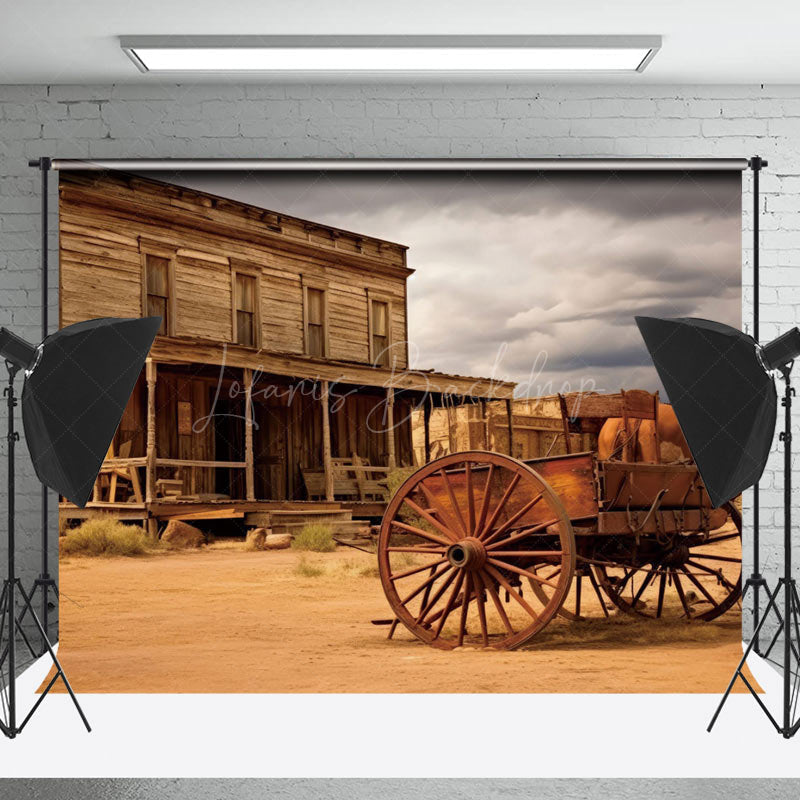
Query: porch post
321 380 334 501
244 367 255 501
505 398 514 457
386 386 396 470
423 395 431 463
145 358 157 505
481 398 489 449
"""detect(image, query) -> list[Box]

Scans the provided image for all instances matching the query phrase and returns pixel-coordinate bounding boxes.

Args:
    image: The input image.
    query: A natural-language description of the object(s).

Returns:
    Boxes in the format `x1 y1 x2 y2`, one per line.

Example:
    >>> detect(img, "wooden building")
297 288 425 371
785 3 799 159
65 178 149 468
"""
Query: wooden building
58 171 516 532
412 394 598 464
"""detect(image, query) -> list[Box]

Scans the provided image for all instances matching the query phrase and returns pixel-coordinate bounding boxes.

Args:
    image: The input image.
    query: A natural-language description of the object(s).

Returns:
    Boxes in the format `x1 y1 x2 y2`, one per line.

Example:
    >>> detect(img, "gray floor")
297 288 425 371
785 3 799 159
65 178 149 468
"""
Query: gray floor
1 780 799 800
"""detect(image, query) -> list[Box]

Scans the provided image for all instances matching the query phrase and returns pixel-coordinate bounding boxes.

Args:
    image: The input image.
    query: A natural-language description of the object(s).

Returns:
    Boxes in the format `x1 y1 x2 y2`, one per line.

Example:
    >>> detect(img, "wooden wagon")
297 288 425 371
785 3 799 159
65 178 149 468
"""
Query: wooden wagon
376 390 741 650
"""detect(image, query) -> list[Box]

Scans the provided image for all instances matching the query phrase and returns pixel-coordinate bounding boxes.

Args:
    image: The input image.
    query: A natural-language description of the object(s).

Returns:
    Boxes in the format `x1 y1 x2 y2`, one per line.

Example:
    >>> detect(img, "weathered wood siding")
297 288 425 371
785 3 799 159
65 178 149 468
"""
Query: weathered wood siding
59 171 410 368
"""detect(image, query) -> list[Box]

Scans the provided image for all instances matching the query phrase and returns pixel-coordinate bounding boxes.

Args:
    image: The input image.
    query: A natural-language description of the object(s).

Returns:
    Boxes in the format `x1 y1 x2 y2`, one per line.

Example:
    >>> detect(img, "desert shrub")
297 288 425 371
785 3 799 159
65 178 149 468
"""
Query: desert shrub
292 523 336 552
294 556 324 578
60 518 155 557
385 466 416 499
385 467 435 533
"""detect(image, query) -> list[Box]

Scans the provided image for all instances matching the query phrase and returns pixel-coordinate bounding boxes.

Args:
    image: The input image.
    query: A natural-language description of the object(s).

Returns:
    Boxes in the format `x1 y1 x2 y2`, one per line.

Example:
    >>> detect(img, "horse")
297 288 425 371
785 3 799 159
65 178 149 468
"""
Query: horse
597 402 691 463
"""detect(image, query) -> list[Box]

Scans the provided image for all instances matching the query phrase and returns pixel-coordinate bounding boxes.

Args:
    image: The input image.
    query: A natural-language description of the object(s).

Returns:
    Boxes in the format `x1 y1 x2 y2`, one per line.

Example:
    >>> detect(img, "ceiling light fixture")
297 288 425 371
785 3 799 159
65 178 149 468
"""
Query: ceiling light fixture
120 35 661 75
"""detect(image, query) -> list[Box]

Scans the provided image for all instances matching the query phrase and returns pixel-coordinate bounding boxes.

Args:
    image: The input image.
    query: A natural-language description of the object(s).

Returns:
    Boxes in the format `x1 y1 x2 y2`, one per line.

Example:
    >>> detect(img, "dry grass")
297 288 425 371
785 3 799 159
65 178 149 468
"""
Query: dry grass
293 555 325 578
523 610 741 651
60 518 156 558
292 523 336 553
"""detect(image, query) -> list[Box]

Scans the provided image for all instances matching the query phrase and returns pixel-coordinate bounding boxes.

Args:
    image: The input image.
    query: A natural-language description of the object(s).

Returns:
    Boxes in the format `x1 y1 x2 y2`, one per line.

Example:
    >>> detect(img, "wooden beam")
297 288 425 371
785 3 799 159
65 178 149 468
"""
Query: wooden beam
506 398 514 457
386 386 396 470
146 337 516 400
321 380 334 501
145 358 157 504
423 397 432 464
244 367 255 501
480 398 489 450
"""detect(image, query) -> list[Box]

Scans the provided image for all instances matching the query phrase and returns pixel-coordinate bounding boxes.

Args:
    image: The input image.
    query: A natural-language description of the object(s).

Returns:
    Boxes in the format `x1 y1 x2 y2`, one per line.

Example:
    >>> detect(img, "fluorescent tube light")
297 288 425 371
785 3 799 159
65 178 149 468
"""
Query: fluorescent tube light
120 36 661 74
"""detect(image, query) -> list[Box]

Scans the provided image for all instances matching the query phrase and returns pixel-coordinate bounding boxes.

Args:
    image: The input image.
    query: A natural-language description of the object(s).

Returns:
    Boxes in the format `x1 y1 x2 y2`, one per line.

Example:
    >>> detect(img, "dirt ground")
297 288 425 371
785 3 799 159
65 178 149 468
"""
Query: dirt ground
49 541 756 694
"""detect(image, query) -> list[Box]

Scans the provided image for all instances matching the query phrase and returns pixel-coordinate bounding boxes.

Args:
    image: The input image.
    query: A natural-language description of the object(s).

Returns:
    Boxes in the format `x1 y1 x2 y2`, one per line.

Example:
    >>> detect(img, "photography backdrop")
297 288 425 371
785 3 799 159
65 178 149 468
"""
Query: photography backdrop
49 160 746 692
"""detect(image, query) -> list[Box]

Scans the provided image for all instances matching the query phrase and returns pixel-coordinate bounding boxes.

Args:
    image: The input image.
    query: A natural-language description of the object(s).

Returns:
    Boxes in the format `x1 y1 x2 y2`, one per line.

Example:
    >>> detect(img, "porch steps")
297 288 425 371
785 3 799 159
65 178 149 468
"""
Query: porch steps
244 508 370 538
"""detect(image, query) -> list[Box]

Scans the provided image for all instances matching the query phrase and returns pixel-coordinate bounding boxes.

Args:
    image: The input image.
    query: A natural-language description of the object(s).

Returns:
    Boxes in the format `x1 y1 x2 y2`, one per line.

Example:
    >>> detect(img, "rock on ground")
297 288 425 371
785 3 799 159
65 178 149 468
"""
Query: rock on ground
161 520 206 549
264 533 292 550
245 527 268 550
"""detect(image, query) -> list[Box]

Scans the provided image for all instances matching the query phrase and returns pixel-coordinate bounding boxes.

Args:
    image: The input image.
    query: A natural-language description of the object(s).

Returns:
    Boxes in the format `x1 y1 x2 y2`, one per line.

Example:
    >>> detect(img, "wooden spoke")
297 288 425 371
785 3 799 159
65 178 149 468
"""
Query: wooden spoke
472 572 489 646
378 451 575 650
689 553 740 564
465 462 476 536
679 565 721 610
631 569 656 607
482 494 544 546
477 472 521 541
432 570 466 640
399 563 452 606
390 556 448 582
475 463 495 539
672 569 693 619
686 560 737 592
401 497 460 543
416 567 459 626
391 518 454 547
588 568 609 619
484 564 540 621
418 481 464 541
486 557 560 589
457 576 472 647
477 570 515 636
656 570 667 619
439 468 469 538
485 519 559 551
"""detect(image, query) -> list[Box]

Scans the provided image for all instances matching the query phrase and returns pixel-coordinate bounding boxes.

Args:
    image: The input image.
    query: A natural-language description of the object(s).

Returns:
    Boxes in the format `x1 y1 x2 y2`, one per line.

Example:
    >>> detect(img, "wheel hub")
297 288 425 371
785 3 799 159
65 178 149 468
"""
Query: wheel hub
447 537 486 571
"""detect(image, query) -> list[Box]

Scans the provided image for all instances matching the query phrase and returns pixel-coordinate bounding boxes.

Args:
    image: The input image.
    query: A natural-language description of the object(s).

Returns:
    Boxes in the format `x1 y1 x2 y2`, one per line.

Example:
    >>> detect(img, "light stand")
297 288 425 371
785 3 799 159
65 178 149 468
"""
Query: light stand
0 360 90 738
708 359 800 737
745 155 768 655
27 157 58 653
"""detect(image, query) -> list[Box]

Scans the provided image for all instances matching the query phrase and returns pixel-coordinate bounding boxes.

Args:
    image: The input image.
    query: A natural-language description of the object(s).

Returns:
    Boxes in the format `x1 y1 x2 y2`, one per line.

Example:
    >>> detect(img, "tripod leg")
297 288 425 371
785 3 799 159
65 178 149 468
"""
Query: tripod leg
14 581 90 733
708 581 783 732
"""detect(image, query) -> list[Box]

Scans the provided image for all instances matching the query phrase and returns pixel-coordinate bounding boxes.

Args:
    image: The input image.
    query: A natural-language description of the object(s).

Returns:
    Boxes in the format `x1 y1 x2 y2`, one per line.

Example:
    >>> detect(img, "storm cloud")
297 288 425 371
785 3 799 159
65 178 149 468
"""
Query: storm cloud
144 169 742 399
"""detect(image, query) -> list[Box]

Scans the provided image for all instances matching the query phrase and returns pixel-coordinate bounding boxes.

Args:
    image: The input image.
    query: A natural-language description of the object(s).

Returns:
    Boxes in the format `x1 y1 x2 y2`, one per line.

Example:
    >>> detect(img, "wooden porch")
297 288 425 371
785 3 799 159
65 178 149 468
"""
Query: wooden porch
61 346 516 534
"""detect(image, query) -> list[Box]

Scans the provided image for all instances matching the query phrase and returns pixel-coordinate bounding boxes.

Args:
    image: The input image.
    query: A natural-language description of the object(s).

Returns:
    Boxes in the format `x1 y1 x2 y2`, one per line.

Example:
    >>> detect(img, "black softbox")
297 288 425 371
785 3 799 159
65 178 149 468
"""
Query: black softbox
20 316 160 507
636 316 776 508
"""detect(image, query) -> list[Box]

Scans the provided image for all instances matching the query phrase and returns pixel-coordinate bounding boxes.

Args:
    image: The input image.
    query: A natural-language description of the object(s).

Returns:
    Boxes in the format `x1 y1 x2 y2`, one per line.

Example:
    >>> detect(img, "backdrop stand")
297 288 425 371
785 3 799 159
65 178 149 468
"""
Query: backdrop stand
744 155 768 655
27 156 58 653
708 362 800 738
0 360 90 738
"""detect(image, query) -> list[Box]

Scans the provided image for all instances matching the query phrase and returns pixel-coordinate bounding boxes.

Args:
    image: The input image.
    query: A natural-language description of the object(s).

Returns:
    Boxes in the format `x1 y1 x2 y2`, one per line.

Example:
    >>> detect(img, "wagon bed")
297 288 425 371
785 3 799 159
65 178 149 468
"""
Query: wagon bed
375 390 742 650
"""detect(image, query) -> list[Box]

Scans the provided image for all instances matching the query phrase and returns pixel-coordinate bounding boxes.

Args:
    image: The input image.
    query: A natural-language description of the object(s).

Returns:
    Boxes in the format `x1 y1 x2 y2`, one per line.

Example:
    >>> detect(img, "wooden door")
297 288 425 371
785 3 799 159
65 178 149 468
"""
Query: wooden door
254 399 288 500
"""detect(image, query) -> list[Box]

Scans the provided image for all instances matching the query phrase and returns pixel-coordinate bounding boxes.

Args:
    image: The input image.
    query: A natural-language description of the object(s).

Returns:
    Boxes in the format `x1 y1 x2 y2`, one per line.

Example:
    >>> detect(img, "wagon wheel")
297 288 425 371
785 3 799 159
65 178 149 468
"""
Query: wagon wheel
378 451 576 650
594 502 742 622
527 561 611 621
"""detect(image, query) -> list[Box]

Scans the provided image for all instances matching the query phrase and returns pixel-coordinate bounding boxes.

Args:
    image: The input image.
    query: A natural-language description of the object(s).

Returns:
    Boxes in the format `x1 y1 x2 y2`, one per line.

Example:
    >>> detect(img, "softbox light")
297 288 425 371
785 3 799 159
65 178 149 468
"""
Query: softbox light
635 316 777 508
0 316 160 507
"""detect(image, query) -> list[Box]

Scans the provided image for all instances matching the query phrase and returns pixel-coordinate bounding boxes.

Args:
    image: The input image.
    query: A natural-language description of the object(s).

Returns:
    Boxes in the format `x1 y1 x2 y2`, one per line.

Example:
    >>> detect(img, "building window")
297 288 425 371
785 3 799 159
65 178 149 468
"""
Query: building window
145 254 171 335
370 298 391 366
234 272 257 347
305 287 326 357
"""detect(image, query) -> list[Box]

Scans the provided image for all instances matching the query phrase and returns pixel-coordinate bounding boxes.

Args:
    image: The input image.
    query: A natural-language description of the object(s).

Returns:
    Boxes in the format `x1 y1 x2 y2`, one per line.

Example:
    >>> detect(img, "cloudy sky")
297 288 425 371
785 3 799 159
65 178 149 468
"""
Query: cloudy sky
144 169 742 399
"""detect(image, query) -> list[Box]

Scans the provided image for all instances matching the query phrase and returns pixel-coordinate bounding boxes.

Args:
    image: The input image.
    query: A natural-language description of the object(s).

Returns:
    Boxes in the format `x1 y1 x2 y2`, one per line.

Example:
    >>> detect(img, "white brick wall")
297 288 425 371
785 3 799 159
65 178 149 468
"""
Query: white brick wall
1 81 797 643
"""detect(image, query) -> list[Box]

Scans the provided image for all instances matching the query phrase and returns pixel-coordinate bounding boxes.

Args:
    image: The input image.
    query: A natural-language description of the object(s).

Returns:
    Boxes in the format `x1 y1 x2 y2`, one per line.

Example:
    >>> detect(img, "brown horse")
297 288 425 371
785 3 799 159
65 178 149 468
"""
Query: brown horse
597 403 691 463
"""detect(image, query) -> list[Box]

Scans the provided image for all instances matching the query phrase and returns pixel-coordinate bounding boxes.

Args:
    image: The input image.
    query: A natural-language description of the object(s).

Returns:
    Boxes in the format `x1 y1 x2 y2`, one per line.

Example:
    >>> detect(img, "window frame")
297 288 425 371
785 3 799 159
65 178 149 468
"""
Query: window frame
139 239 177 337
302 278 329 358
367 291 394 367
230 261 262 349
